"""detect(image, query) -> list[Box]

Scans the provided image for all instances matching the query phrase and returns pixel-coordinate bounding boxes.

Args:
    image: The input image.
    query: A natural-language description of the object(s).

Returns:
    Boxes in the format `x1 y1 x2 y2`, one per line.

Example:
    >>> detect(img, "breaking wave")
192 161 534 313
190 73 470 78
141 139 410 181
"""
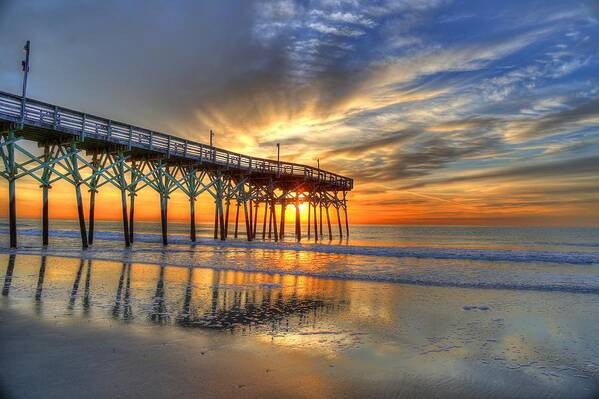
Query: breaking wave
2 228 598 265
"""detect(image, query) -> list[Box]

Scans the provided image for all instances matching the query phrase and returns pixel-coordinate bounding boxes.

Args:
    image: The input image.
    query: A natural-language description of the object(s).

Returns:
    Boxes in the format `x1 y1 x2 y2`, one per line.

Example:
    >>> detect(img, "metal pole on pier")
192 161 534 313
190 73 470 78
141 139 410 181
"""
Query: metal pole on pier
277 143 280 177
20 41 30 128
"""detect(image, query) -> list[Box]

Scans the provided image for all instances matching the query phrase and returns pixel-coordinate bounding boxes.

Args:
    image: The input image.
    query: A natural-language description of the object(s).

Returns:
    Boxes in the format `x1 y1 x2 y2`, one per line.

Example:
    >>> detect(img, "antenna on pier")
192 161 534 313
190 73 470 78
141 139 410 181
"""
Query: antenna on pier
276 143 280 176
20 40 31 128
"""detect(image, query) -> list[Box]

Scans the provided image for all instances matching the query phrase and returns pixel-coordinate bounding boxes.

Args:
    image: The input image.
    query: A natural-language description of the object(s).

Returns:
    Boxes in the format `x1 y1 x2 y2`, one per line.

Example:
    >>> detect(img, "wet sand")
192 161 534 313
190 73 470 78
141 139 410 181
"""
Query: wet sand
1 254 599 398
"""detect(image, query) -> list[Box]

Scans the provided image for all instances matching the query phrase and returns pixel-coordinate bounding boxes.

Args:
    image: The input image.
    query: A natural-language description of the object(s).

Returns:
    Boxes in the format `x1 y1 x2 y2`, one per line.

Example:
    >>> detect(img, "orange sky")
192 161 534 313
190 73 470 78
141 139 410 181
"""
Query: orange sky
1 169 597 227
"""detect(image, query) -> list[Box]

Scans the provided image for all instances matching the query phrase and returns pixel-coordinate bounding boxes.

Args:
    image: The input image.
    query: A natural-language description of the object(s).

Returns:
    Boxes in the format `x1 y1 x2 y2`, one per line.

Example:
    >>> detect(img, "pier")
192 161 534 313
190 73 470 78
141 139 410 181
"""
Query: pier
0 90 352 248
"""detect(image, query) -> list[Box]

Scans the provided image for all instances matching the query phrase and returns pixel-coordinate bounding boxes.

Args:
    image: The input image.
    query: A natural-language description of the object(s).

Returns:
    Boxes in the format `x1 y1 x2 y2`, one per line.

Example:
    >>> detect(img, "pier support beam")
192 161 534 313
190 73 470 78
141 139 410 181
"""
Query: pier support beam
280 203 286 240
69 143 88 248
234 202 240 238
295 193 301 242
42 182 49 245
336 204 343 239
224 200 230 239
129 193 135 243
128 161 138 244
313 201 318 242
160 194 168 245
319 201 323 239
253 202 259 240
88 188 96 244
87 153 99 245
117 154 130 247
219 201 226 241
307 199 311 239
74 181 88 247
344 194 349 238
326 205 332 240
249 199 254 241
7 131 17 248
190 197 196 242
41 144 52 246
271 200 278 242
262 201 268 240
213 203 218 239
243 200 251 241
120 186 130 247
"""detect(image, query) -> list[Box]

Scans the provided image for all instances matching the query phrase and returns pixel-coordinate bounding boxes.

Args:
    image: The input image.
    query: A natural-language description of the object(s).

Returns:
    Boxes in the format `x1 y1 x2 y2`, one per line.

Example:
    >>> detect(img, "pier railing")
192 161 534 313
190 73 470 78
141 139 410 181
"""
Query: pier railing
0 90 353 190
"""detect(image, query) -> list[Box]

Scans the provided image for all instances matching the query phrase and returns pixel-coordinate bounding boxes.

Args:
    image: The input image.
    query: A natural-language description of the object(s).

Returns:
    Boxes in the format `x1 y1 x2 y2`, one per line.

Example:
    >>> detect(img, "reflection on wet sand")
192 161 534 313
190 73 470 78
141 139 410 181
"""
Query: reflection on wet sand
2 254 15 296
113 262 133 320
2 254 348 334
175 267 342 332
68 259 84 310
35 255 47 301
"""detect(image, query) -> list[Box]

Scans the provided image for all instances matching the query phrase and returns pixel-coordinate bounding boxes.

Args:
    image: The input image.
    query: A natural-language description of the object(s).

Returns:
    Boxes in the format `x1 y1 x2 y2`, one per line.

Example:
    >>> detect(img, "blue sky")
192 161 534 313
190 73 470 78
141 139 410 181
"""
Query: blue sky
1 0 598 224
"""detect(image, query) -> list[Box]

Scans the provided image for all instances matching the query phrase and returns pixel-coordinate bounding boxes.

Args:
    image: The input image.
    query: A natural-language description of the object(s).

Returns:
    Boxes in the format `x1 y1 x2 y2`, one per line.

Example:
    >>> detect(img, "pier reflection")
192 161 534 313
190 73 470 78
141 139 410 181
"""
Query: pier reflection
35 256 47 301
112 263 133 320
1 254 348 335
2 254 15 296
174 267 342 332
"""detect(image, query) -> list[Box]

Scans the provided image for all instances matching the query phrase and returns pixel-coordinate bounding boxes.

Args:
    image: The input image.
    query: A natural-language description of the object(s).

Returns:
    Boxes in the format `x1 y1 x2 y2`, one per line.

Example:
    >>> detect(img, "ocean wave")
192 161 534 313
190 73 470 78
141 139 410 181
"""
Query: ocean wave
2 228 598 265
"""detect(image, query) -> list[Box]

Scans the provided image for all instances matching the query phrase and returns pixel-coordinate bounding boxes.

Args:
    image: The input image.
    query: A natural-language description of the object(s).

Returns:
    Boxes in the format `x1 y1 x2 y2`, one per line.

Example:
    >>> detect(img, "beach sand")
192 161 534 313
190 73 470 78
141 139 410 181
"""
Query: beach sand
1 254 598 398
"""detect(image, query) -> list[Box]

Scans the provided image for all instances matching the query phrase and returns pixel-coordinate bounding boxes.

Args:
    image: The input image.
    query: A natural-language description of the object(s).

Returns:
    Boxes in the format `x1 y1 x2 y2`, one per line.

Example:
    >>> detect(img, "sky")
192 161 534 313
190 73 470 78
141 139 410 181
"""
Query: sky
1 0 598 226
